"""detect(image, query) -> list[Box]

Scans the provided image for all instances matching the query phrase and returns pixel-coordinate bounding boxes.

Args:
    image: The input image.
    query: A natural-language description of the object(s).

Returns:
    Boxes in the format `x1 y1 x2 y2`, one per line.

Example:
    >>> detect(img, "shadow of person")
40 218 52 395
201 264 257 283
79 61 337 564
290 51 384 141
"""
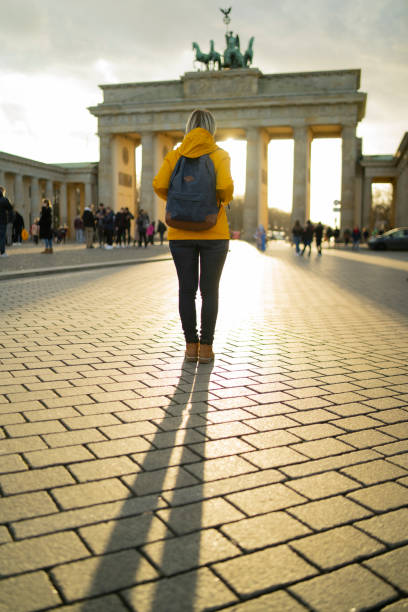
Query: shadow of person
59 358 233 610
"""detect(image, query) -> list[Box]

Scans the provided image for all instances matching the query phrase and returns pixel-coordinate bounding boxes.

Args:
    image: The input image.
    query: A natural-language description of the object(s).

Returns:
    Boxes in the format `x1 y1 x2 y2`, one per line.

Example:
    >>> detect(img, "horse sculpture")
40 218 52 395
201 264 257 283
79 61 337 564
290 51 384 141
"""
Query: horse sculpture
208 40 222 71
192 42 210 70
244 37 254 67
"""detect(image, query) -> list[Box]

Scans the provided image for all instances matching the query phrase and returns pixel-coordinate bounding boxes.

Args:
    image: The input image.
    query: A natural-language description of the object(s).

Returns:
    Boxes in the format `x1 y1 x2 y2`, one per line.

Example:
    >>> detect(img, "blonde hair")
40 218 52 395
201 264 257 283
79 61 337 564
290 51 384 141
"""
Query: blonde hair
185 108 216 135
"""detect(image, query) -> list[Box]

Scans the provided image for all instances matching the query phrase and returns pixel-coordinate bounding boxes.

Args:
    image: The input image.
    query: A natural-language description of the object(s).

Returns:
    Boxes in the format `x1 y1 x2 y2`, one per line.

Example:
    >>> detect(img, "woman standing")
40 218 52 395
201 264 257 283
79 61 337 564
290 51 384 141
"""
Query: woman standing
153 108 234 363
39 199 53 254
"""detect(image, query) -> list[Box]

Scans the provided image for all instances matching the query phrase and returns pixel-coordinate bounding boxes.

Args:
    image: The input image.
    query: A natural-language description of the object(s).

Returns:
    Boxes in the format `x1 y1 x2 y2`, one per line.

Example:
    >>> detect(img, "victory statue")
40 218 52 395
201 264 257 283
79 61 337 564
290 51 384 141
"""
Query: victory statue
192 8 255 71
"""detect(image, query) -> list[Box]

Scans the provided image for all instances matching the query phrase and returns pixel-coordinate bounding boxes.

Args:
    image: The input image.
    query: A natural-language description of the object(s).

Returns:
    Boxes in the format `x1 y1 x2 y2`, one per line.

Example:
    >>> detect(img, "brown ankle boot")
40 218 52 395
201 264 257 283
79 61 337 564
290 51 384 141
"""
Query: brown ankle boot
199 344 214 364
185 342 199 362
48 247 53 254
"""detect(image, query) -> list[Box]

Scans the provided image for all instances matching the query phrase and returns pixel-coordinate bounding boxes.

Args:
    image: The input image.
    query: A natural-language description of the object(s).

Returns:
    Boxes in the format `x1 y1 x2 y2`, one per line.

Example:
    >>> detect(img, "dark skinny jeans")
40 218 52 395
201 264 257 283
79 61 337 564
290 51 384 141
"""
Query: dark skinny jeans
169 239 229 345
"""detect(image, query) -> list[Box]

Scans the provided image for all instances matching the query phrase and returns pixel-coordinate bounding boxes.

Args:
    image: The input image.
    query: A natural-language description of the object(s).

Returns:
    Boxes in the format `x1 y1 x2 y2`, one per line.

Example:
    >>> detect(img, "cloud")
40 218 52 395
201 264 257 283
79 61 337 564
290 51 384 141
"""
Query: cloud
0 0 407 160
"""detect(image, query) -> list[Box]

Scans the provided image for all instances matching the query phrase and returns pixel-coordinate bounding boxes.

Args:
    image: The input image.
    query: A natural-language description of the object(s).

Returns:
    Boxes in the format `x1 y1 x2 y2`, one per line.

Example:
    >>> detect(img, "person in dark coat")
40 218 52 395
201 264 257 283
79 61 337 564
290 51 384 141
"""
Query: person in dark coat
82 206 95 248
314 221 324 255
39 199 53 253
12 210 25 244
291 220 303 255
157 219 167 245
103 207 115 249
137 209 149 248
301 220 314 256
124 207 134 246
0 186 13 257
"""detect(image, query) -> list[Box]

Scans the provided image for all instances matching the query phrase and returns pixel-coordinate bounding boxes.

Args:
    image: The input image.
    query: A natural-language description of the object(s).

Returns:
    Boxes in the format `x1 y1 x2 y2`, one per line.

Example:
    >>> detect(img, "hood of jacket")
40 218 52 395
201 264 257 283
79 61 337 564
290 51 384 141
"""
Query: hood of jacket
178 128 218 158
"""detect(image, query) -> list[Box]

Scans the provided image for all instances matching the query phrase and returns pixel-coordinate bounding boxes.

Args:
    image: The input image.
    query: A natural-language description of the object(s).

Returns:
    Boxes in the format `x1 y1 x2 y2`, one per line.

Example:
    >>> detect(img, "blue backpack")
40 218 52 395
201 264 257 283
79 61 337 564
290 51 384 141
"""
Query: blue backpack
165 154 219 231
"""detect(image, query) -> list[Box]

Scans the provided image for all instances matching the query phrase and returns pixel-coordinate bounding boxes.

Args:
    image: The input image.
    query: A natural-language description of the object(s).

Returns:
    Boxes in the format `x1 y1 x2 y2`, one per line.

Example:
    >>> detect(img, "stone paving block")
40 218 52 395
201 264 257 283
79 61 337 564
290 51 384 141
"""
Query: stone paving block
0 490 58 523
326 402 375 416
42 394 97 408
347 481 408 512
43 429 107 447
355 508 408 546
213 544 317 597
152 414 208 432
69 456 140 482
24 445 94 468
242 445 308 469
166 468 285 506
123 567 237 612
51 549 159 601
281 449 382 478
0 571 62 611
285 397 335 410
205 408 256 424
24 406 82 421
0 530 89 576
158 497 245 535
291 437 354 459
388 452 408 469
196 421 256 440
287 470 361 500
144 428 207 449
0 453 28 474
144 528 240 576
124 396 174 409
98 422 158 439
4 419 67 437
188 437 254 458
226 482 307 516
379 422 408 439
289 563 397 612
381 598 408 612
0 435 47 456
122 465 199 496
241 429 301 449
208 396 258 410
88 436 151 458
185 455 257 482
290 525 384 570
375 440 408 457
131 446 200 471
332 414 386 431
323 391 368 404
341 459 408 484
0 464 75 494
51 478 131 509
80 512 171 554
242 415 299 432
221 510 311 551
76 401 130 416
12 494 166 539
289 422 346 440
364 546 408 592
288 495 372 529
222 589 308 611
337 428 398 449
0 412 26 425
289 408 339 424
115 407 167 423
61 414 122 430
374 408 408 424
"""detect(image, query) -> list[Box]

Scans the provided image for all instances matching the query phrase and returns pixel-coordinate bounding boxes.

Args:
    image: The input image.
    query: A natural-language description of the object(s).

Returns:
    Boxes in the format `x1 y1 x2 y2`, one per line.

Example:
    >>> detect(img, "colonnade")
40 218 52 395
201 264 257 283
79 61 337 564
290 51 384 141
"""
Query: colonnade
116 122 359 236
0 158 97 237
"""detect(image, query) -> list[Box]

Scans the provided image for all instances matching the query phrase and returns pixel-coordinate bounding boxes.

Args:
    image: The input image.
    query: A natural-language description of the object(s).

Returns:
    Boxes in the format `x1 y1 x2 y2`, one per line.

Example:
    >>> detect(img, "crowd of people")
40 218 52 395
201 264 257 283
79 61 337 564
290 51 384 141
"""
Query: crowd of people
72 205 167 250
291 220 370 256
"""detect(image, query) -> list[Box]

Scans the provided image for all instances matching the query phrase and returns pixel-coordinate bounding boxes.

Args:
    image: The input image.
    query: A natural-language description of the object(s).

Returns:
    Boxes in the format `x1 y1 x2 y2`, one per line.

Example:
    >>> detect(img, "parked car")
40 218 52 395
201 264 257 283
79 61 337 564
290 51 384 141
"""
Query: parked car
368 227 408 250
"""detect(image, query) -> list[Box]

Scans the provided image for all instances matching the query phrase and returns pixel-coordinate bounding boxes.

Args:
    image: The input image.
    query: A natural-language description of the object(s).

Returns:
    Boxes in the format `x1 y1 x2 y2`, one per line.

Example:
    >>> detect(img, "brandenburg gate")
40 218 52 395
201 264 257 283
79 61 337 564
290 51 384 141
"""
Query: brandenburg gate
89 68 367 235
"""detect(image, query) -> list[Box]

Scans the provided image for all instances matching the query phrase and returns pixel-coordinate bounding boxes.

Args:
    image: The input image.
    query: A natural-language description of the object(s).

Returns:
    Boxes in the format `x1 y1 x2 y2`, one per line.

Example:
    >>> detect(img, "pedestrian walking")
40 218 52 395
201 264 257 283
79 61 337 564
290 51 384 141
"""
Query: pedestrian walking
153 108 234 364
362 227 370 244
291 220 303 255
137 209 149 248
314 221 324 255
333 227 340 247
255 224 266 251
74 214 84 243
82 206 95 248
343 228 351 247
31 218 40 244
12 210 25 245
103 207 115 249
39 199 53 253
124 207 134 246
301 220 314 256
0 186 13 257
146 221 155 245
115 208 127 247
157 219 167 244
95 203 106 247
352 226 361 250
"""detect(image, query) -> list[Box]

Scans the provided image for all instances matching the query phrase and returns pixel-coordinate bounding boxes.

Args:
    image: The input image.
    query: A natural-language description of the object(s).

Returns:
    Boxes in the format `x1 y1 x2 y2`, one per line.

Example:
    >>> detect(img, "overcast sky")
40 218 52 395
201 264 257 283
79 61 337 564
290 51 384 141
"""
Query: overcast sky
1 0 407 164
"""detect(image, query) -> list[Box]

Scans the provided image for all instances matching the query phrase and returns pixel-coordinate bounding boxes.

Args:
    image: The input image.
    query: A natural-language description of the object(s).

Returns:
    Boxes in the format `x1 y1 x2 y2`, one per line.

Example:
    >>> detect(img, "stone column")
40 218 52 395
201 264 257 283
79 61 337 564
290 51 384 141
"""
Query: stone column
292 126 311 225
395 170 408 227
30 177 41 217
45 179 53 201
98 134 113 208
0 170 5 187
140 131 155 220
244 127 269 240
14 173 24 208
59 182 68 225
362 175 372 230
341 125 357 230
85 182 92 207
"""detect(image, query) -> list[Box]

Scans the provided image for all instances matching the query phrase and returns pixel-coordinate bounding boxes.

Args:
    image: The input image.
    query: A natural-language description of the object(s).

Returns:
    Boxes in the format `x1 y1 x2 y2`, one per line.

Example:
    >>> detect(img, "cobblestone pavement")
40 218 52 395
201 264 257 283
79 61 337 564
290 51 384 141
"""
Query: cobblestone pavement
0 241 407 612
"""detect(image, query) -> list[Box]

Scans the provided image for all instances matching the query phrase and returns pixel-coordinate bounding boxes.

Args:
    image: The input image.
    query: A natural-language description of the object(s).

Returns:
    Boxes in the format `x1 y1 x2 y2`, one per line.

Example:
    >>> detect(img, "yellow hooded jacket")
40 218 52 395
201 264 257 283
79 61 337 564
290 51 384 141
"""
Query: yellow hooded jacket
152 128 234 240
